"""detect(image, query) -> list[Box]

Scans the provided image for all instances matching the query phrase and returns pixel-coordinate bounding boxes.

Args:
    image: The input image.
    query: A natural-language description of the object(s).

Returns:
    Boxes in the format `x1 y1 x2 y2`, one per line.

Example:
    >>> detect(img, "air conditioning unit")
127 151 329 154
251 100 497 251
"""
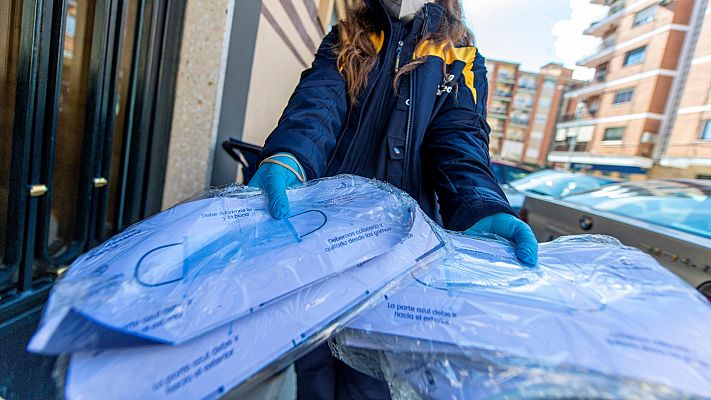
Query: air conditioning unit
641 132 658 143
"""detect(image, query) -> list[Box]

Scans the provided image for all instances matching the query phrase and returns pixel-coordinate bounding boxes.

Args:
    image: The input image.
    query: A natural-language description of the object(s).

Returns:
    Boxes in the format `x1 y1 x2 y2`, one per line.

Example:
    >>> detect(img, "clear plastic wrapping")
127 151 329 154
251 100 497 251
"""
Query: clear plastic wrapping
64 209 443 399
29 176 418 353
333 234 711 399
27 175 446 398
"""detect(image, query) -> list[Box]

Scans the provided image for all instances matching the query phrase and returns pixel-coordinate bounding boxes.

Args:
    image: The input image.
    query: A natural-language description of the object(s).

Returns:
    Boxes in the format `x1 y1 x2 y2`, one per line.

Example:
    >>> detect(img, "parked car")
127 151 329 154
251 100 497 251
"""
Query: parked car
503 169 617 211
521 179 711 298
491 161 533 185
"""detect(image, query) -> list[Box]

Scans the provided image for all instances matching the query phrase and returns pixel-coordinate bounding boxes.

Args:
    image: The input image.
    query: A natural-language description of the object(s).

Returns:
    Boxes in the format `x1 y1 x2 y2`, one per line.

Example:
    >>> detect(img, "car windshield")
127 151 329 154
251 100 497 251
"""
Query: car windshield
492 163 532 184
510 170 613 197
564 181 711 239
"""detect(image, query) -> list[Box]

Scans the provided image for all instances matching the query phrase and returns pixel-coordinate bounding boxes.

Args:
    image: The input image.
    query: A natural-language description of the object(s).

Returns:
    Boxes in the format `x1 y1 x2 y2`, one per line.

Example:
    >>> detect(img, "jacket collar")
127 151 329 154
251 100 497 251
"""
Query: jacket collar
364 0 444 36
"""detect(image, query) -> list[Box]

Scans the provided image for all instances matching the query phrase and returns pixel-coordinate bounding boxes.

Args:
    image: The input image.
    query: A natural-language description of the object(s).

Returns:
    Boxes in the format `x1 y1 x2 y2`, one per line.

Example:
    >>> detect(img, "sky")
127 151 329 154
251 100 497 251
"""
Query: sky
462 0 605 80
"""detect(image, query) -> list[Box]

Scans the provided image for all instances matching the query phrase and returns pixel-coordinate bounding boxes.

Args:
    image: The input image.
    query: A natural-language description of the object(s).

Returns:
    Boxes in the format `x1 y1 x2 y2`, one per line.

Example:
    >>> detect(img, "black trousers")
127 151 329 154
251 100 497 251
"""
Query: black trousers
296 344 391 400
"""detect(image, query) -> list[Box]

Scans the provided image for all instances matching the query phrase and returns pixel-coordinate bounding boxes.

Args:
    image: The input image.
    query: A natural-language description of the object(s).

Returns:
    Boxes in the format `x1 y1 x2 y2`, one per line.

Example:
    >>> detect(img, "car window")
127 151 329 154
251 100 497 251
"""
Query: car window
565 182 711 239
504 167 531 183
510 171 611 197
491 164 532 185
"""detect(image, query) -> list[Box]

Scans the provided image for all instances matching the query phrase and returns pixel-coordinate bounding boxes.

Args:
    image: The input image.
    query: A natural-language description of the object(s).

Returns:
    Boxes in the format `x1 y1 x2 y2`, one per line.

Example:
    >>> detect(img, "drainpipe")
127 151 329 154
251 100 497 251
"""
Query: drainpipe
652 0 709 162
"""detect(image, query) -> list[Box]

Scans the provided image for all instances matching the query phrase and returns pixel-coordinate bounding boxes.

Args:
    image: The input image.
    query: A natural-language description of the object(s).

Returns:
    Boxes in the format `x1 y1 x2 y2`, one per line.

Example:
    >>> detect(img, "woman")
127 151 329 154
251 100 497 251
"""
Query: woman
249 0 538 398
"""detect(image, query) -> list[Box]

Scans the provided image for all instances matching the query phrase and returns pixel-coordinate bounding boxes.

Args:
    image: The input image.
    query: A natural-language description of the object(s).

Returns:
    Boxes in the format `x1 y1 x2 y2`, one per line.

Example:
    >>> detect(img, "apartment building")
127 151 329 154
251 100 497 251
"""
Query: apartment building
550 0 708 179
486 60 577 166
486 60 520 155
654 1 711 178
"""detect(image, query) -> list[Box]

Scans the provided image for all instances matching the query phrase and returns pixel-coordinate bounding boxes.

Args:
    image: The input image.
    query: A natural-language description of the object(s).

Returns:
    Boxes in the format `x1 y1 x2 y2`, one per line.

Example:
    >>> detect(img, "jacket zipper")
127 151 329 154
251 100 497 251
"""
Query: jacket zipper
402 69 414 188
330 22 402 173
401 6 426 187
402 4 429 187
394 41 404 72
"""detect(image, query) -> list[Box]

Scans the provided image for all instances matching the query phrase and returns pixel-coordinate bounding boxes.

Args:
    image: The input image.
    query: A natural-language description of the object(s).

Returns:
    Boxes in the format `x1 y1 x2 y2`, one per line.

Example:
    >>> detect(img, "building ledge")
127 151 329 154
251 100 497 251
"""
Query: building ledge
660 157 711 168
564 69 677 99
584 3 625 37
493 96 512 102
577 45 615 68
547 152 653 168
556 112 664 129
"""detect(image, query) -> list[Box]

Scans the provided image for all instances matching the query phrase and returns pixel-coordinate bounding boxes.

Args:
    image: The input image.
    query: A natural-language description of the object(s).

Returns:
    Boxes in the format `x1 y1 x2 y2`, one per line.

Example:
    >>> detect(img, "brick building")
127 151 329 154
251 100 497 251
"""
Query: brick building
550 0 710 179
654 1 711 178
485 59 578 166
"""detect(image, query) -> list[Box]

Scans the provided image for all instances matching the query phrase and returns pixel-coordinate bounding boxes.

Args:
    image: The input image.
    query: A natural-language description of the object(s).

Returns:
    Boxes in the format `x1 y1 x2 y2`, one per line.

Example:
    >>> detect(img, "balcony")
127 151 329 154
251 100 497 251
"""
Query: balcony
490 129 505 138
510 117 530 127
584 1 625 37
558 108 598 124
506 131 526 142
517 84 538 93
496 73 516 85
594 68 607 82
577 35 616 67
513 101 534 110
551 141 589 153
493 90 513 101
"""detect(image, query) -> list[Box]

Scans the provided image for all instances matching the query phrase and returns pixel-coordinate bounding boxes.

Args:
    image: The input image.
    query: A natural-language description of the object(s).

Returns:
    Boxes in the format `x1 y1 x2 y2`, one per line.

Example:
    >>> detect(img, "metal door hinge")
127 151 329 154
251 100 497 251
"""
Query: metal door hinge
28 184 48 197
93 177 108 188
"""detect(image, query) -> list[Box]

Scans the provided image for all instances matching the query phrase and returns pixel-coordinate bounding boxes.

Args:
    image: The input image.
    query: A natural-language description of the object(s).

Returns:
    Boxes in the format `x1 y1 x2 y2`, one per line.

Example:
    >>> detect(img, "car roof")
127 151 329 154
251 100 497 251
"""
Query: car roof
524 169 618 180
491 160 534 171
664 179 711 190
606 179 711 194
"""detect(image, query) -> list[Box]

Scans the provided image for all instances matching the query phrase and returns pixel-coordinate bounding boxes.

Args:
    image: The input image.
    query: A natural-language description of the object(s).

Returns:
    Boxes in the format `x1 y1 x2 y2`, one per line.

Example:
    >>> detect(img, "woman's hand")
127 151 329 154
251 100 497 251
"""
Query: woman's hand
464 213 539 267
248 153 306 219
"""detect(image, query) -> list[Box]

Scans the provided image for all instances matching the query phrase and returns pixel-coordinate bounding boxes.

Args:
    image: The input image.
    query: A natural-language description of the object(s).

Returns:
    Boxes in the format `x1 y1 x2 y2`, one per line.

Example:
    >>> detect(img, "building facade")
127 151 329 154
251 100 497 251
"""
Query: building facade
550 0 710 179
0 0 336 397
654 1 711 178
485 59 577 167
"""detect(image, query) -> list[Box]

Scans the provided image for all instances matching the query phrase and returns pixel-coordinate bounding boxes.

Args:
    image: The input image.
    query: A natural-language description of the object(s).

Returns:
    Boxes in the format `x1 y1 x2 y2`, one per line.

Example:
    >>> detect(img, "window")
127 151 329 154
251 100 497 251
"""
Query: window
633 5 656 28
541 79 557 95
603 127 625 141
623 46 646 66
595 62 608 82
565 182 711 239
613 88 634 104
701 120 711 140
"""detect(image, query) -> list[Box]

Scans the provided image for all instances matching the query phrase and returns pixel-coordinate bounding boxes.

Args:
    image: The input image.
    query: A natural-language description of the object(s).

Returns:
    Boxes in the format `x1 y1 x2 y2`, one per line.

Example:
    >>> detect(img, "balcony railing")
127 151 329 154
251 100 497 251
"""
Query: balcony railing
594 69 607 82
497 73 516 82
578 35 616 65
551 141 589 152
559 109 598 123
514 101 534 109
601 35 616 49
585 1 625 35
517 84 538 91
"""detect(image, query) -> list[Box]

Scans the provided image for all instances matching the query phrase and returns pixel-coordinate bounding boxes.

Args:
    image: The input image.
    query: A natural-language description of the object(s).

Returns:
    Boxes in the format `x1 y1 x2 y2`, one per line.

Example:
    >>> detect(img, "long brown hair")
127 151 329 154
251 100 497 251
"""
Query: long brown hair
336 0 474 104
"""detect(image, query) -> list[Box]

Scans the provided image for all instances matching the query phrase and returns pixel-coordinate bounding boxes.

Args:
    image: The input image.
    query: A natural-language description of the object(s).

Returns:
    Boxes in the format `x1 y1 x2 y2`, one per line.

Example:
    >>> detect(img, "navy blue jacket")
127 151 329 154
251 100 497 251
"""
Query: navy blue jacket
260 0 515 231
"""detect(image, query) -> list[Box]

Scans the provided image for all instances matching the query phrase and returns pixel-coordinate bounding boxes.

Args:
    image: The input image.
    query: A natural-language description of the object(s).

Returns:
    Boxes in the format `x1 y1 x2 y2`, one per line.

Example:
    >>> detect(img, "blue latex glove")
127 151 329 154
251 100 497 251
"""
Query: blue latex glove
248 152 306 219
464 213 539 267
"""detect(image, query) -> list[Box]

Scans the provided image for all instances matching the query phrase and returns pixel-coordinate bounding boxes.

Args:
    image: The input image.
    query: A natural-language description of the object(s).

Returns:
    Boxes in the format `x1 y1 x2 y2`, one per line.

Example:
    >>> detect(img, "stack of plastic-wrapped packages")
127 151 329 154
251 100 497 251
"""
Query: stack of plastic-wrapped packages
28 175 711 399
333 234 711 399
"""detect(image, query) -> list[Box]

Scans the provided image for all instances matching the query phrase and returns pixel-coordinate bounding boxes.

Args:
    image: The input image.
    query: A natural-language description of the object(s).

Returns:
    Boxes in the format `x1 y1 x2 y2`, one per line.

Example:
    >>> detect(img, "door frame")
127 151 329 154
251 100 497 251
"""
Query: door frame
0 0 186 388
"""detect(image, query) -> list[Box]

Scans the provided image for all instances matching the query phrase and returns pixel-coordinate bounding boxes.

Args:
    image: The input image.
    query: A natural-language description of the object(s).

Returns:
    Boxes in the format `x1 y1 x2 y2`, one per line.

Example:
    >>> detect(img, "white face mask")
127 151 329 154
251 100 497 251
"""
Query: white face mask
382 0 431 21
